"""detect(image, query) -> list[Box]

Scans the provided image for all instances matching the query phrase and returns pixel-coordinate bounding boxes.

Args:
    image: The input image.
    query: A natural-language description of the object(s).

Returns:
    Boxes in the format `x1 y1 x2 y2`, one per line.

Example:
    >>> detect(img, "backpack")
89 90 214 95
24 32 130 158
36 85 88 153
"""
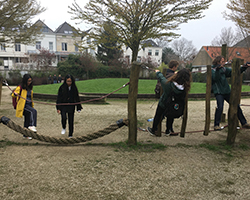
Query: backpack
164 89 185 118
12 85 22 109
154 80 161 99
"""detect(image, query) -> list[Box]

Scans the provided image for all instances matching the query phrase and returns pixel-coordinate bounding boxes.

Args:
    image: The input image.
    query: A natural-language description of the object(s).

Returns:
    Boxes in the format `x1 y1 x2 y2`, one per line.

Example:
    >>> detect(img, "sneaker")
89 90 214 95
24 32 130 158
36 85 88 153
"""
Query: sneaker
147 127 156 136
164 130 171 137
69 136 72 138
23 136 32 140
214 126 222 131
242 123 250 129
169 130 179 136
61 129 66 134
28 126 37 132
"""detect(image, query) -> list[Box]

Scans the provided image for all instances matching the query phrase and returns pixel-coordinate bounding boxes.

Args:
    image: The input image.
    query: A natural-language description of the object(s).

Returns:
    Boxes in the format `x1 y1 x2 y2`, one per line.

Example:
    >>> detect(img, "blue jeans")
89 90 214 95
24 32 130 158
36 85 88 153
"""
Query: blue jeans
214 93 247 126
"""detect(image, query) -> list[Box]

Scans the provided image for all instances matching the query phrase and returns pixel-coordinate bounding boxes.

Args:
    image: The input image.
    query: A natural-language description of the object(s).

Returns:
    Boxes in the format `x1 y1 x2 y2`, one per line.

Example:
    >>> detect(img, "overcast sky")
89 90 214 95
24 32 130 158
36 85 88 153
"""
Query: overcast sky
33 0 236 50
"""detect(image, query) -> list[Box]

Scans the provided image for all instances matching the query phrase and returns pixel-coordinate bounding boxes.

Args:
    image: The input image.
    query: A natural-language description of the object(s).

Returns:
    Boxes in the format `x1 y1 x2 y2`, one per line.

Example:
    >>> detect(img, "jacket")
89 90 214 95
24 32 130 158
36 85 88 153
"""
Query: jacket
56 84 82 112
11 86 34 118
166 68 175 79
156 72 186 109
212 65 247 95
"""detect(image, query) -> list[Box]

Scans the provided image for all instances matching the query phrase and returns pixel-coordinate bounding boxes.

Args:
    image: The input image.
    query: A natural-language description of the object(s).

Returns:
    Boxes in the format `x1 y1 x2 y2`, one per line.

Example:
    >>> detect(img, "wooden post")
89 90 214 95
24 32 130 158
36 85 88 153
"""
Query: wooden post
128 62 141 145
227 58 243 145
155 68 167 137
204 65 212 136
221 44 227 59
180 93 188 137
0 77 2 105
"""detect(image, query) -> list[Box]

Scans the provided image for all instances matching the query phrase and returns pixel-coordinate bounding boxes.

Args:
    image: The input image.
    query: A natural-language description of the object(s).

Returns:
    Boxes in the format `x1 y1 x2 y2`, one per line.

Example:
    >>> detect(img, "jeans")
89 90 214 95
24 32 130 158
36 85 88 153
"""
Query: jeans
23 105 37 128
214 93 247 126
61 111 75 137
152 104 174 133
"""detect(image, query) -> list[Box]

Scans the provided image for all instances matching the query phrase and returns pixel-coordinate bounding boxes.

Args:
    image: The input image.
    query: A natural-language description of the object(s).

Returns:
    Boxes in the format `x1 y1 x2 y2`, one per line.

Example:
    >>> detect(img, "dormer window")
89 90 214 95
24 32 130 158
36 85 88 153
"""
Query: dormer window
236 51 241 56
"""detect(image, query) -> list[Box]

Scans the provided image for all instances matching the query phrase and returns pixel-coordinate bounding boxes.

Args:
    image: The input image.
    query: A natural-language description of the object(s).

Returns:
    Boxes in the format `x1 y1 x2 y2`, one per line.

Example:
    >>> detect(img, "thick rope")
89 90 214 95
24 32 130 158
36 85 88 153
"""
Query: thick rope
1 116 128 144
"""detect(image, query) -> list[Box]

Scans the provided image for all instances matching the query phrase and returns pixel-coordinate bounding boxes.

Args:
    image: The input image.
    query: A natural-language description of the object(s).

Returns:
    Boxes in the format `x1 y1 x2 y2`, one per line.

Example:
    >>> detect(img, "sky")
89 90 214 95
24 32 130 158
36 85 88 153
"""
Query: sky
33 0 236 50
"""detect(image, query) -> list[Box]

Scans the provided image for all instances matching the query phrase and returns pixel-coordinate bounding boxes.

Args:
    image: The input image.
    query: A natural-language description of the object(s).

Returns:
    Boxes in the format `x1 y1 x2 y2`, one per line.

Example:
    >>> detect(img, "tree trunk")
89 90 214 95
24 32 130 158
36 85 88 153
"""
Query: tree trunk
128 62 140 145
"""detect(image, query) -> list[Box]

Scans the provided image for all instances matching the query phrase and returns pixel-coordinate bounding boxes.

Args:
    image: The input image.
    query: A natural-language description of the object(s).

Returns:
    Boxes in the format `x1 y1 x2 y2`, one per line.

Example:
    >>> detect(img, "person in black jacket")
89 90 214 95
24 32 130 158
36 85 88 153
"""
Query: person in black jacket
56 74 82 137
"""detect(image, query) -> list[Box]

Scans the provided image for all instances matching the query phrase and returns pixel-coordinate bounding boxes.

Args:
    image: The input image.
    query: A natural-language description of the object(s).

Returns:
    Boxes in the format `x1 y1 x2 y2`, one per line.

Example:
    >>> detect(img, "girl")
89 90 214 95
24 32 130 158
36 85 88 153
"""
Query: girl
12 74 37 139
56 74 82 137
147 68 191 136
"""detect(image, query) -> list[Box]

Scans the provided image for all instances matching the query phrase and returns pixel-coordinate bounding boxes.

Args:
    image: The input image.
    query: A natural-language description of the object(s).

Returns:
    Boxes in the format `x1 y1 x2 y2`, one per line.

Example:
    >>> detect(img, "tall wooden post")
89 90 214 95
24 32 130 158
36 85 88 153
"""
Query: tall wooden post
227 58 243 145
221 44 227 59
128 62 141 145
204 65 212 136
155 68 167 136
180 93 188 137
0 77 2 105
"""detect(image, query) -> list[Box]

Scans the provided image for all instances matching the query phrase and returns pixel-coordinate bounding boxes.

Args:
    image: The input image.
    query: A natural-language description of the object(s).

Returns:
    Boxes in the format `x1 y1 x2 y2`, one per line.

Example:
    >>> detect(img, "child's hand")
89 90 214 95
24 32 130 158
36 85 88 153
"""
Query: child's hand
57 110 61 114
155 69 160 72
77 110 81 113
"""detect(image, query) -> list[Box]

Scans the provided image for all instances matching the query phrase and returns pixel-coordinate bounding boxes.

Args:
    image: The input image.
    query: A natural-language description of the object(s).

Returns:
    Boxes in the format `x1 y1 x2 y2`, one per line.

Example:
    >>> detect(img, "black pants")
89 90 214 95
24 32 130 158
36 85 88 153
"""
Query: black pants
61 111 74 137
152 104 174 132
23 105 37 128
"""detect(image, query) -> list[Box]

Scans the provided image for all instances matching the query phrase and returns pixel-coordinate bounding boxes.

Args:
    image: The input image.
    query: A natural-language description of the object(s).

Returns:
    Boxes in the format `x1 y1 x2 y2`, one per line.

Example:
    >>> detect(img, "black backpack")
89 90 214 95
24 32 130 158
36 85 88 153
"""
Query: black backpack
164 89 185 118
154 80 161 99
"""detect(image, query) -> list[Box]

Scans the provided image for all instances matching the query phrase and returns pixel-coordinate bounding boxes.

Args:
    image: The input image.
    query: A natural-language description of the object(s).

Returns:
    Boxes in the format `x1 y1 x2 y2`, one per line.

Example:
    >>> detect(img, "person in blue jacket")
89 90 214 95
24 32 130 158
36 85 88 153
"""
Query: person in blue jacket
212 55 250 130
147 68 191 136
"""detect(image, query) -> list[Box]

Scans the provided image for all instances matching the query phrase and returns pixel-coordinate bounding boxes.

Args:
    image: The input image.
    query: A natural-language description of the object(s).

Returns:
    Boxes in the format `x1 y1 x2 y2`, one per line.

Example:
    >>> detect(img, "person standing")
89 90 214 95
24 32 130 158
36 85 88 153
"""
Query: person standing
12 74 37 139
147 68 191 136
53 74 57 84
56 74 82 137
212 55 250 130
58 74 62 83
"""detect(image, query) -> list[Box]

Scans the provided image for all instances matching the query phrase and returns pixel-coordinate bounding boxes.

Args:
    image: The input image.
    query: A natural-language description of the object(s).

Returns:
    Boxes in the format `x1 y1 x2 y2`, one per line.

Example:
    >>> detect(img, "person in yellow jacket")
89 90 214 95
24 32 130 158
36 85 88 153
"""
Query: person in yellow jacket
12 74 37 139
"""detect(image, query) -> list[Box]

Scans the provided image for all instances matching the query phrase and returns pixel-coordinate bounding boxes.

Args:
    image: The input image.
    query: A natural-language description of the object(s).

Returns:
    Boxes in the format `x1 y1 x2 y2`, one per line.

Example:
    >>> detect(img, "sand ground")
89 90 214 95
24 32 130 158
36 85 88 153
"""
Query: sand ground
1 86 250 200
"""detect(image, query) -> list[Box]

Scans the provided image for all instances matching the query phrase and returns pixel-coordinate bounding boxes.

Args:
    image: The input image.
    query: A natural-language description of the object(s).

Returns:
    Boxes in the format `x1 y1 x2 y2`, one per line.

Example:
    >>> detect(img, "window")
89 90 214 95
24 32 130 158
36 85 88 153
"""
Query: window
15 43 21 51
36 41 41 50
15 57 20 63
75 43 79 52
49 42 53 51
0 43 5 51
155 50 159 56
148 49 152 56
62 43 67 51
137 56 141 62
64 31 69 34
42 26 48 32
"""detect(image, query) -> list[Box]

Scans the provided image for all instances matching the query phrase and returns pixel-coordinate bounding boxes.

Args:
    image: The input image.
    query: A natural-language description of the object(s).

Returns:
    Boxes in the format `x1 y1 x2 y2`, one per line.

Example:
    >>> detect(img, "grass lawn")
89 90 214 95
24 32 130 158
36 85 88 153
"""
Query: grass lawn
33 78 250 94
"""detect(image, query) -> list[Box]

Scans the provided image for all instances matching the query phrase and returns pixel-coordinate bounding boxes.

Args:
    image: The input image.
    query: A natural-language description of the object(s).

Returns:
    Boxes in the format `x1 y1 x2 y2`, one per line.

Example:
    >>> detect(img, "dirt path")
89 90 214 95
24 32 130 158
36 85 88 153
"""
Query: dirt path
1 86 250 200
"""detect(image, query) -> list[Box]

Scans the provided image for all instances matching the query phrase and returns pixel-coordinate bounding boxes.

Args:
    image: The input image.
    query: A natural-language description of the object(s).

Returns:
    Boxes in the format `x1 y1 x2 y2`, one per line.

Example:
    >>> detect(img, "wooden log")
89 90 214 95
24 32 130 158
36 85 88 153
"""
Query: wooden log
128 62 141 145
204 65 211 136
227 58 243 145
180 93 188 137
0 77 2 105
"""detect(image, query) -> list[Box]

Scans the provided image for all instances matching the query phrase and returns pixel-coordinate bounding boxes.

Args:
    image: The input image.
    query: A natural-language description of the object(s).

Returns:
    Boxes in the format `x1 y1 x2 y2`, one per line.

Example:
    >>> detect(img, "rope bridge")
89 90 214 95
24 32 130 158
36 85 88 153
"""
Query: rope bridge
0 116 128 144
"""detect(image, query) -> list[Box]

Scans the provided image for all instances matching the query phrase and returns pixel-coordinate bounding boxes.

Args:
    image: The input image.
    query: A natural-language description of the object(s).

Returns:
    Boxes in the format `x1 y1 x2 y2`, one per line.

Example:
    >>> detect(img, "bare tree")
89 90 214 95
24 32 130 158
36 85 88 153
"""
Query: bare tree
0 0 45 45
171 38 197 64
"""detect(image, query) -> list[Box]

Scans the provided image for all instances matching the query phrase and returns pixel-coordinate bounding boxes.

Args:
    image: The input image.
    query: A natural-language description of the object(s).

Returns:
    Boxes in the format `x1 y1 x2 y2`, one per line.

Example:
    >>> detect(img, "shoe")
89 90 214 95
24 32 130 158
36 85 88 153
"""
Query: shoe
147 127 156 136
23 136 32 140
242 123 250 129
69 136 72 138
214 126 222 131
169 130 179 136
28 126 37 132
61 129 66 134
164 130 171 137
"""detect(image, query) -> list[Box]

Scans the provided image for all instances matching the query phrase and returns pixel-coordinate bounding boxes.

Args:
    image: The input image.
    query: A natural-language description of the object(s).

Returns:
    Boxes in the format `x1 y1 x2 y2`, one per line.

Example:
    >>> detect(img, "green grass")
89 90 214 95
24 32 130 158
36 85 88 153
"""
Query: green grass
33 78 250 95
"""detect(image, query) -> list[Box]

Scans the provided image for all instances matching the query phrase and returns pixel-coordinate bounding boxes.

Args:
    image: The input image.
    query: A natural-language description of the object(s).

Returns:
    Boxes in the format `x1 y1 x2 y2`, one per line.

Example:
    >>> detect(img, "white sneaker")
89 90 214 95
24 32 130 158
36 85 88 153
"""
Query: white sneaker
23 136 32 140
28 126 37 132
61 129 66 135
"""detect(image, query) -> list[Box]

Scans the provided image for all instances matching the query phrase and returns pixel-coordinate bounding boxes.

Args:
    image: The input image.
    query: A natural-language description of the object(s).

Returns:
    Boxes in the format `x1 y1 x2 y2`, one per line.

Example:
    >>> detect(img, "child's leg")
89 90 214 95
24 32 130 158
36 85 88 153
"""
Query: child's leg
24 105 37 126
68 112 74 137
23 109 30 128
61 110 67 129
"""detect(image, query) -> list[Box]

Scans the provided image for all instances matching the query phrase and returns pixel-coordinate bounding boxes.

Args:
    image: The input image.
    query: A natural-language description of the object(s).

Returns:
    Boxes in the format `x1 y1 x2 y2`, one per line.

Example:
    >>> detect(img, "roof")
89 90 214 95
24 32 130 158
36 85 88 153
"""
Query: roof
201 46 250 63
33 19 54 33
141 39 159 47
234 36 250 47
55 22 77 35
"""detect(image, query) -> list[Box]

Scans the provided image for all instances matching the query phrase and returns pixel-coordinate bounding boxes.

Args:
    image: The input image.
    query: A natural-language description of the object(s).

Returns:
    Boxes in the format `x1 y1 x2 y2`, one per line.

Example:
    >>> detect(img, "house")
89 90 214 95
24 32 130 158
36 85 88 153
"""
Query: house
122 39 162 66
55 22 82 61
192 46 250 73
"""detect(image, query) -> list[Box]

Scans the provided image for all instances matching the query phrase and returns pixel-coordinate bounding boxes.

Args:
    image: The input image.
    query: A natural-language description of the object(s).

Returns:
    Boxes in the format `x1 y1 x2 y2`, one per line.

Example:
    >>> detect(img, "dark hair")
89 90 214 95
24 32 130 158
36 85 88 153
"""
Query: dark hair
212 56 224 65
169 60 179 69
63 74 76 86
21 74 33 90
167 68 191 92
